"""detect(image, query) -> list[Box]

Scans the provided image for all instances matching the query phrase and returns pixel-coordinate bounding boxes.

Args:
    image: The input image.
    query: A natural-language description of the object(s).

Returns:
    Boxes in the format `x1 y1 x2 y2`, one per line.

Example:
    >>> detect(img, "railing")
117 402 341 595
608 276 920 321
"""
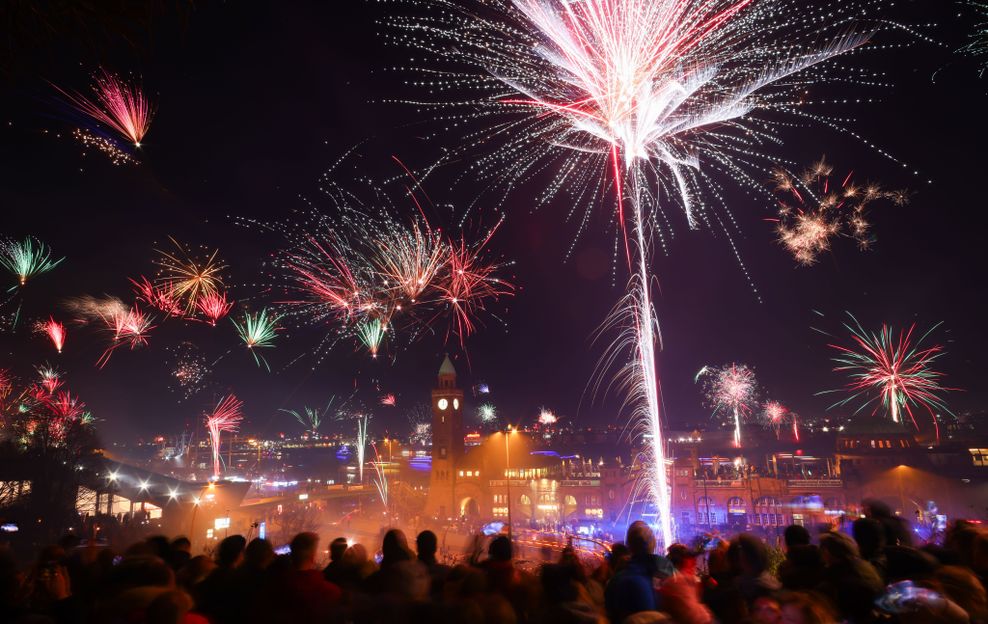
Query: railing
786 479 843 488
488 479 531 487
693 480 743 487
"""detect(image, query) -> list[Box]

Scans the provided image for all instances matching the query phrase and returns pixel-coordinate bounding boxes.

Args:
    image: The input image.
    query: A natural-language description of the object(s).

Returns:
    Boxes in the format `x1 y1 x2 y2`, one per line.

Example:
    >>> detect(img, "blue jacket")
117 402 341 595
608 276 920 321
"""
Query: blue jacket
605 555 674 623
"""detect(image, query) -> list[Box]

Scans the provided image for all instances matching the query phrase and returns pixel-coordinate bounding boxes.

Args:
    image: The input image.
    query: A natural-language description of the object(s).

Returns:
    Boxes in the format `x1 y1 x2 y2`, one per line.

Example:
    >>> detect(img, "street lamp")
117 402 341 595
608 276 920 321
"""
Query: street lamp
504 426 515 539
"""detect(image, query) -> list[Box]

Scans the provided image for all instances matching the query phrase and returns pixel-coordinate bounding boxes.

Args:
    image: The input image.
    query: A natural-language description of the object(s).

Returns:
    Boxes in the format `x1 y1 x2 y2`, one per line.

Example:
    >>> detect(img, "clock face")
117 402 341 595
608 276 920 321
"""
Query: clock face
453 398 460 410
438 398 449 410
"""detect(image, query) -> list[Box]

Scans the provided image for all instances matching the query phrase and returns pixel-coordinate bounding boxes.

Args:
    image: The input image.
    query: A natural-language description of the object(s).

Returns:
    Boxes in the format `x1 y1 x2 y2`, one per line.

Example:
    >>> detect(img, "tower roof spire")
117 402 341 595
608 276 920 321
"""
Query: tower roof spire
439 353 456 378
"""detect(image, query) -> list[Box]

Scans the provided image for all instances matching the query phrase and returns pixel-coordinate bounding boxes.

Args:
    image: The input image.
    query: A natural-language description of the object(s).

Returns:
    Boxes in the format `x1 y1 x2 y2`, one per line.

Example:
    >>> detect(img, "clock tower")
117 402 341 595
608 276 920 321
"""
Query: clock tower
424 354 464 518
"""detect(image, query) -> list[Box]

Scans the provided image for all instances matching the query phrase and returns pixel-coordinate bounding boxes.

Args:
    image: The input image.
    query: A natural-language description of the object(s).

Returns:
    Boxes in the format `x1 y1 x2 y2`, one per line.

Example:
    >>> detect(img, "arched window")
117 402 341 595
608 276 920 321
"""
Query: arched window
727 497 746 514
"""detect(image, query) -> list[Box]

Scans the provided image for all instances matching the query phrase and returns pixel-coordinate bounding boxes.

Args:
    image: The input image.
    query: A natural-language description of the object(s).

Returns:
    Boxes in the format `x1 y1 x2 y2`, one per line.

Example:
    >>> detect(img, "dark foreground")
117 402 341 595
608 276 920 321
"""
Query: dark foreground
1 503 985 624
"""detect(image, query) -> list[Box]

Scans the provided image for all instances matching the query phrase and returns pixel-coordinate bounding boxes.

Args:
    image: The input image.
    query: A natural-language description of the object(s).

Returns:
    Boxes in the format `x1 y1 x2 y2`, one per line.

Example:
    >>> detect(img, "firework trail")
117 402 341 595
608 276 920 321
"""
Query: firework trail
0 369 12 400
205 395 243 478
770 158 907 265
71 128 138 165
370 444 390 513
387 0 914 546
36 317 66 353
356 415 369 483
819 313 956 441
791 412 800 442
64 295 127 324
699 363 760 448
961 2 988 75
231 308 280 370
154 237 226 315
196 291 234 326
380 393 397 406
53 69 153 147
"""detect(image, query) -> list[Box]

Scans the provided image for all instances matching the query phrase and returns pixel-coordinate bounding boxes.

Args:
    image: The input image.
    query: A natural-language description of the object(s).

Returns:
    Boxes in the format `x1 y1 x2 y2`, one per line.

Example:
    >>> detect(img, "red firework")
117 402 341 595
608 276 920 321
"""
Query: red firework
97 305 155 368
54 69 154 147
36 317 66 353
205 395 243 478
131 276 182 317
47 391 85 421
196 291 234 325
438 229 514 344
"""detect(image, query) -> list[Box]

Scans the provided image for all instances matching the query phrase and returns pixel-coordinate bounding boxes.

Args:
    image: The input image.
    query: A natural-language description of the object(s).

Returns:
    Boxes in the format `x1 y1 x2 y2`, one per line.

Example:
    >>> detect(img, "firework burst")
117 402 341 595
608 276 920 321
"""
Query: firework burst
131 276 182 318
761 400 787 438
477 402 498 426
771 158 907 265
282 406 324 434
196 291 234 326
231 308 280 370
54 69 153 147
1 237 64 287
241 173 514 362
820 314 956 441
166 342 211 401
537 407 557 426
35 317 66 354
154 237 226 314
699 363 760 448
356 318 387 358
205 395 243 478
387 0 916 547
36 364 62 395
96 305 155 369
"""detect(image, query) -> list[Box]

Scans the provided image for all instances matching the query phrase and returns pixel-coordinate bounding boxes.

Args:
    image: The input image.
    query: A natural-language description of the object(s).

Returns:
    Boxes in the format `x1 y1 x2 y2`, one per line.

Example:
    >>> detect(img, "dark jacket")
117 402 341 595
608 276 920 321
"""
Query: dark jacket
778 545 825 591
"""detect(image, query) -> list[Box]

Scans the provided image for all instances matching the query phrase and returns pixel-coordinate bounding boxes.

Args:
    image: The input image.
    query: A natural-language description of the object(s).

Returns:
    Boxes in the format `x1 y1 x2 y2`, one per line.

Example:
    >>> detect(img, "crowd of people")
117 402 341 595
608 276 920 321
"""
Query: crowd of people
2 499 988 624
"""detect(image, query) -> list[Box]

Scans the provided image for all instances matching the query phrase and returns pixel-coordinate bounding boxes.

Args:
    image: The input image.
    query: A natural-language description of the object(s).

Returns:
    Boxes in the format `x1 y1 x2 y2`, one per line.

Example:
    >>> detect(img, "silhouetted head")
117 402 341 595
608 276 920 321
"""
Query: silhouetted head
216 535 247 568
244 538 274 569
382 529 411 565
417 530 438 559
667 543 698 572
290 532 320 569
851 517 886 560
170 537 191 553
819 532 859 565
329 537 348 563
784 525 811 549
626 521 656 557
731 533 770 576
489 535 513 561
862 498 893 519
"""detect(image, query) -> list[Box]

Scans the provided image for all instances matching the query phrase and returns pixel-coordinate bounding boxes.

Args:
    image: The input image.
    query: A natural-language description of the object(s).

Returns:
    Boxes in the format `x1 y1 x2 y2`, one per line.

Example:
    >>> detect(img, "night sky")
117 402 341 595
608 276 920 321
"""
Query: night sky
0 1 985 443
